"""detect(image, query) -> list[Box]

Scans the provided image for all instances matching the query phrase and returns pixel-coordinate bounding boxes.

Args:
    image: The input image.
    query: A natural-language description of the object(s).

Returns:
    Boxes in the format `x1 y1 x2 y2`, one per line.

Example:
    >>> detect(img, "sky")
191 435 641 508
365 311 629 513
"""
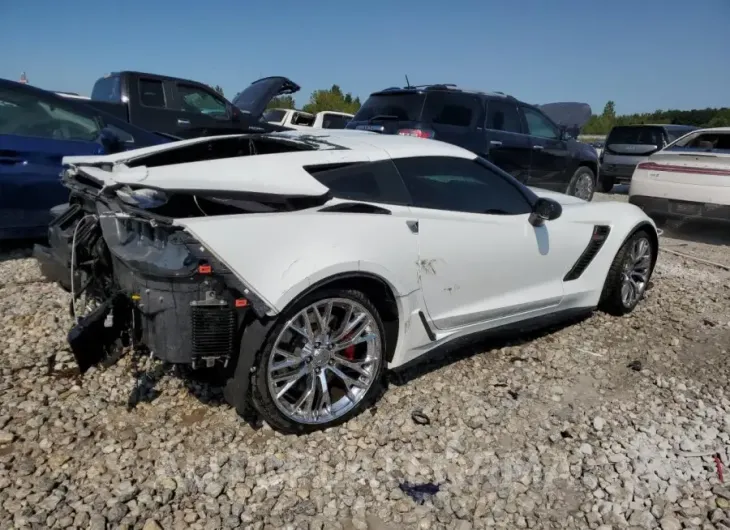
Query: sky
1 0 728 116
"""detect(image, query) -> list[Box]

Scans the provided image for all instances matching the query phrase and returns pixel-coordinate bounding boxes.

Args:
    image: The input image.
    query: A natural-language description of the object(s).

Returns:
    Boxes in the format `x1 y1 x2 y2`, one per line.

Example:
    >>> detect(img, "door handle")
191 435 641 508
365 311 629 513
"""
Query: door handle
532 145 544 151
177 119 191 126
489 140 503 147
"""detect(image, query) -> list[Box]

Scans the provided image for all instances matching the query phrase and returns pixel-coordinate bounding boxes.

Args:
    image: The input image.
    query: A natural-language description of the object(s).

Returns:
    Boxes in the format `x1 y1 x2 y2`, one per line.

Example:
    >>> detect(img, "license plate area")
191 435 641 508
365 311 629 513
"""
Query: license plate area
670 201 702 216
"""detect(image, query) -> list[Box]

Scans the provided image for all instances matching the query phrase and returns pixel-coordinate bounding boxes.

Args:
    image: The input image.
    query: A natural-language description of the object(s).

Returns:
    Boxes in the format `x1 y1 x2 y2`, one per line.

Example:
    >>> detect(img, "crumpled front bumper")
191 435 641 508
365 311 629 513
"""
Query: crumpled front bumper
36 200 271 371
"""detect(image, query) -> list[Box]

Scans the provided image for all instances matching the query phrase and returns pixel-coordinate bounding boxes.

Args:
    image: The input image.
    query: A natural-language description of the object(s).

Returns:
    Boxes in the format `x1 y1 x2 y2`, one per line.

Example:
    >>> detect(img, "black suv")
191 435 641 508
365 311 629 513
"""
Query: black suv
346 85 599 201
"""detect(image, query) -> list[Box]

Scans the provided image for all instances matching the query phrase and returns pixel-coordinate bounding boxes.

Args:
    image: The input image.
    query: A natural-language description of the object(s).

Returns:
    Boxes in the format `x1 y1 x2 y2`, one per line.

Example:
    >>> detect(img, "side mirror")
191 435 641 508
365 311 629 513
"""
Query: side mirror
97 127 126 154
529 197 562 227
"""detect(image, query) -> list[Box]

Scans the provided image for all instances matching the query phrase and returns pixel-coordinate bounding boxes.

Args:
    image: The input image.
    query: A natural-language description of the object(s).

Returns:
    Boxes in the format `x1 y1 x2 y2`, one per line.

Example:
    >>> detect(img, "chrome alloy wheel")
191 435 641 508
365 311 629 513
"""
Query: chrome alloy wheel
574 173 594 200
620 236 651 307
266 298 382 425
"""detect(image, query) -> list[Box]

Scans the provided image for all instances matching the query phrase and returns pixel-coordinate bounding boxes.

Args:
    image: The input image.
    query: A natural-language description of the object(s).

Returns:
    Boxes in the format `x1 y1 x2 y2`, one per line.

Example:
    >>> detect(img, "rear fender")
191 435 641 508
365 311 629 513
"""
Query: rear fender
176 210 421 314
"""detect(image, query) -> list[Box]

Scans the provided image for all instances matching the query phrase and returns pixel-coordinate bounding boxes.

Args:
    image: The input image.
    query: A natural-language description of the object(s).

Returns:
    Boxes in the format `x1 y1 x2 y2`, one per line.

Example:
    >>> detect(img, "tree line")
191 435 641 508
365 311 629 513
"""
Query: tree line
266 84 362 115
219 83 362 115
583 101 730 135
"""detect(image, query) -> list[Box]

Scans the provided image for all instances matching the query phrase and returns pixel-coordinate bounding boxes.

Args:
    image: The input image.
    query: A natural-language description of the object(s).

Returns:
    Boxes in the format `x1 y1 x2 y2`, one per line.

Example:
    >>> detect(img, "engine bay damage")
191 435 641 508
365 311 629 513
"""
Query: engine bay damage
33 150 322 374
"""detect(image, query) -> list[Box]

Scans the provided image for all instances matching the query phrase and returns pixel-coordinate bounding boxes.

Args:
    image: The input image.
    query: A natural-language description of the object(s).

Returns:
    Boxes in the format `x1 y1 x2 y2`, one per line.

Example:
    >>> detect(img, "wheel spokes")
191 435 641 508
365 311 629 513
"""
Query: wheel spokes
332 354 372 378
267 297 382 425
273 366 308 399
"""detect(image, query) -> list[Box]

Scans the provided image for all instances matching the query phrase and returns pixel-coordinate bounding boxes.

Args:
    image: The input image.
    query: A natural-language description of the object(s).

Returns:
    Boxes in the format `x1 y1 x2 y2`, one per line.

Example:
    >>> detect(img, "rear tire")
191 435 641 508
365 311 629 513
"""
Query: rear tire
599 230 655 316
599 175 615 193
250 288 386 434
567 166 595 201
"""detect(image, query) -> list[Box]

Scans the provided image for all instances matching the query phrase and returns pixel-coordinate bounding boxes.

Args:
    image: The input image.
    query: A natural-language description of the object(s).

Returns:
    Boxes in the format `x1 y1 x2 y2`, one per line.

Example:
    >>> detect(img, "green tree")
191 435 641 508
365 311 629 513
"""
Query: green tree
602 101 616 121
213 85 224 97
707 109 730 128
267 96 296 110
579 101 730 136
302 84 361 115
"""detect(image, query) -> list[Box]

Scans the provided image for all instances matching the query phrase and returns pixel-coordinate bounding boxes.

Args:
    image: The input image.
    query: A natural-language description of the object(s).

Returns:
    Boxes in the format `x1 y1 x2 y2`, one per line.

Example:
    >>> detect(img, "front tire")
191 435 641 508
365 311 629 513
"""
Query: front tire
567 166 596 201
251 288 386 434
599 230 655 316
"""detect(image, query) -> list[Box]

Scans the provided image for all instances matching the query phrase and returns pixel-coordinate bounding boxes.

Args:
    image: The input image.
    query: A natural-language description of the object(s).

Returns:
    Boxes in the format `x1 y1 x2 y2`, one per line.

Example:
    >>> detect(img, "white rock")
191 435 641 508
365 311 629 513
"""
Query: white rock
580 443 594 456
593 417 606 431
659 516 682 530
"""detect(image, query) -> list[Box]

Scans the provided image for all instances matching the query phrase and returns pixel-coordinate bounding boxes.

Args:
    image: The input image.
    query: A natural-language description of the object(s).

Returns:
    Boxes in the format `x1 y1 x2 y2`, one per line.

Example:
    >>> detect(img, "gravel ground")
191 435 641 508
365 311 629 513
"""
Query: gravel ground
1 191 729 530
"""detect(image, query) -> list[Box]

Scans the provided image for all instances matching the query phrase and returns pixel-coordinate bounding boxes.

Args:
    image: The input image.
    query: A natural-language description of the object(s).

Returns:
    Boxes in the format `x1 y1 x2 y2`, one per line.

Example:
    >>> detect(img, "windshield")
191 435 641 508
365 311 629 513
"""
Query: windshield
352 92 426 122
607 126 664 146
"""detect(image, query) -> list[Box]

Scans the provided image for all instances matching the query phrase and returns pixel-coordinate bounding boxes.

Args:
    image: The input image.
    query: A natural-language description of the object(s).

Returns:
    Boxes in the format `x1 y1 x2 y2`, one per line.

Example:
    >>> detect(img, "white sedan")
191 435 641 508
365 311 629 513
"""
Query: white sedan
629 127 730 223
36 129 658 433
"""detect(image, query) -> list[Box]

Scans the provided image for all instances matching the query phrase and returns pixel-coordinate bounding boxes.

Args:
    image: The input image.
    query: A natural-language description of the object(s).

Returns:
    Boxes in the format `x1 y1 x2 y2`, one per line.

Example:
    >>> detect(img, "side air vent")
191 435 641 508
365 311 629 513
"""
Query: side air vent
563 225 611 281
319 202 391 215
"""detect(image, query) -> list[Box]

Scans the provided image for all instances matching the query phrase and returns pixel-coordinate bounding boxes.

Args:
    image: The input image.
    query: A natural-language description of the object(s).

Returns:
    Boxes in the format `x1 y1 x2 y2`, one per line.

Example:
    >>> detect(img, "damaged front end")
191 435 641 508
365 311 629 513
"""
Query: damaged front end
34 168 272 374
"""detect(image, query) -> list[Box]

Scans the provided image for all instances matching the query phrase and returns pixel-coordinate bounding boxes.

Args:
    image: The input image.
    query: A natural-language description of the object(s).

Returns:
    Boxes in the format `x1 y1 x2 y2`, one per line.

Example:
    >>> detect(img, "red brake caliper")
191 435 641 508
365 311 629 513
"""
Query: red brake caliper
340 331 356 360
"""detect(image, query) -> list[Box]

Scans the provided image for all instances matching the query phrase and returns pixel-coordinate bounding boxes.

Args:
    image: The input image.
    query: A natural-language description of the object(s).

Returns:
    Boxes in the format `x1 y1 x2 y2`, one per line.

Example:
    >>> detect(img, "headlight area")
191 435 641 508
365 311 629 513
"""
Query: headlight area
67 202 271 374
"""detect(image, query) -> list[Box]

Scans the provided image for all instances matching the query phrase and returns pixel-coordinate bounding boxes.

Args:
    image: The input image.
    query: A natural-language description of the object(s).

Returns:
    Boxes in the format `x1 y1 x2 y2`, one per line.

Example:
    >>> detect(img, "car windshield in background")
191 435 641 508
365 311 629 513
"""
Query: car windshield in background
666 131 730 153
352 93 426 122
607 126 664 146
263 109 287 123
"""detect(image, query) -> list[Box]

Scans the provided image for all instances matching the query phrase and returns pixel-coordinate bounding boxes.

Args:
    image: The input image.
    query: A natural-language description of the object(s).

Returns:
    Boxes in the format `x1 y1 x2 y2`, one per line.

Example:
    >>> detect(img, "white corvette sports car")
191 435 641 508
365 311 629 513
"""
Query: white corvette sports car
35 129 658 433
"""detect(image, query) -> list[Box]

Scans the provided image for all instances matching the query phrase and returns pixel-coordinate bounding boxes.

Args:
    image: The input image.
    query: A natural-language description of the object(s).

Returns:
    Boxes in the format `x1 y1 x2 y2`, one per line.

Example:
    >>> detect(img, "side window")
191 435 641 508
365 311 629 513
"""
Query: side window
177 84 228 118
522 107 559 139
292 112 314 126
139 79 166 108
0 88 100 142
307 160 410 204
485 100 523 134
425 92 482 128
104 124 135 144
394 156 532 215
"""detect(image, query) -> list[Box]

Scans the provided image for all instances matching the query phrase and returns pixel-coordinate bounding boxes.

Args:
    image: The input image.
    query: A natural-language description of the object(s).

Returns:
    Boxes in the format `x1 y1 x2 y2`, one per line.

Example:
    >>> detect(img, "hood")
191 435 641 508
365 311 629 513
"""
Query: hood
230 76 301 121
528 187 587 205
537 102 592 135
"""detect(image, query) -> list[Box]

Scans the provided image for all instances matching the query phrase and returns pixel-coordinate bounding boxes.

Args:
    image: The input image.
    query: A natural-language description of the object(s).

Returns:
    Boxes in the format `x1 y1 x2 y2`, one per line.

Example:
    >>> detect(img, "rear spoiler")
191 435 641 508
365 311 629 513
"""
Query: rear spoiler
537 102 592 136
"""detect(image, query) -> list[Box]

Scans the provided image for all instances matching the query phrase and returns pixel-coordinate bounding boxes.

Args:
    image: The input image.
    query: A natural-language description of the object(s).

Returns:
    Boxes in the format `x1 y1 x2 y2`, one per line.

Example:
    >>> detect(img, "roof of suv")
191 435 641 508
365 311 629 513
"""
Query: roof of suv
371 84 517 101
612 124 696 130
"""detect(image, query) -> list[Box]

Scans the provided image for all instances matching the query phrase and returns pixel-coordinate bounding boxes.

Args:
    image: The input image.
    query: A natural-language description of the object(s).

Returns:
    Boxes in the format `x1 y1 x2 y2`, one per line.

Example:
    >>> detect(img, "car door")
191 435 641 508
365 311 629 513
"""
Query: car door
125 76 182 136
172 82 235 135
393 155 567 331
0 86 104 238
483 99 532 183
424 91 486 154
521 106 570 191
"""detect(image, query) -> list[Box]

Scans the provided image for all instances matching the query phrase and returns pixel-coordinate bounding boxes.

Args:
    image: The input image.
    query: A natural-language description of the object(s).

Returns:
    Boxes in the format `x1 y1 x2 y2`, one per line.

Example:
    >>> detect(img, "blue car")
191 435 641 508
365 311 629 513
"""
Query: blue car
0 79 170 240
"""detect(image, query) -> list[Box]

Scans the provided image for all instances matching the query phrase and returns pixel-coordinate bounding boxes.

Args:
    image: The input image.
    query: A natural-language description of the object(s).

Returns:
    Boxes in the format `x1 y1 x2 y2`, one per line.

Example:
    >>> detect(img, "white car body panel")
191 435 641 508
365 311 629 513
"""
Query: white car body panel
62 130 657 370
629 127 730 207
